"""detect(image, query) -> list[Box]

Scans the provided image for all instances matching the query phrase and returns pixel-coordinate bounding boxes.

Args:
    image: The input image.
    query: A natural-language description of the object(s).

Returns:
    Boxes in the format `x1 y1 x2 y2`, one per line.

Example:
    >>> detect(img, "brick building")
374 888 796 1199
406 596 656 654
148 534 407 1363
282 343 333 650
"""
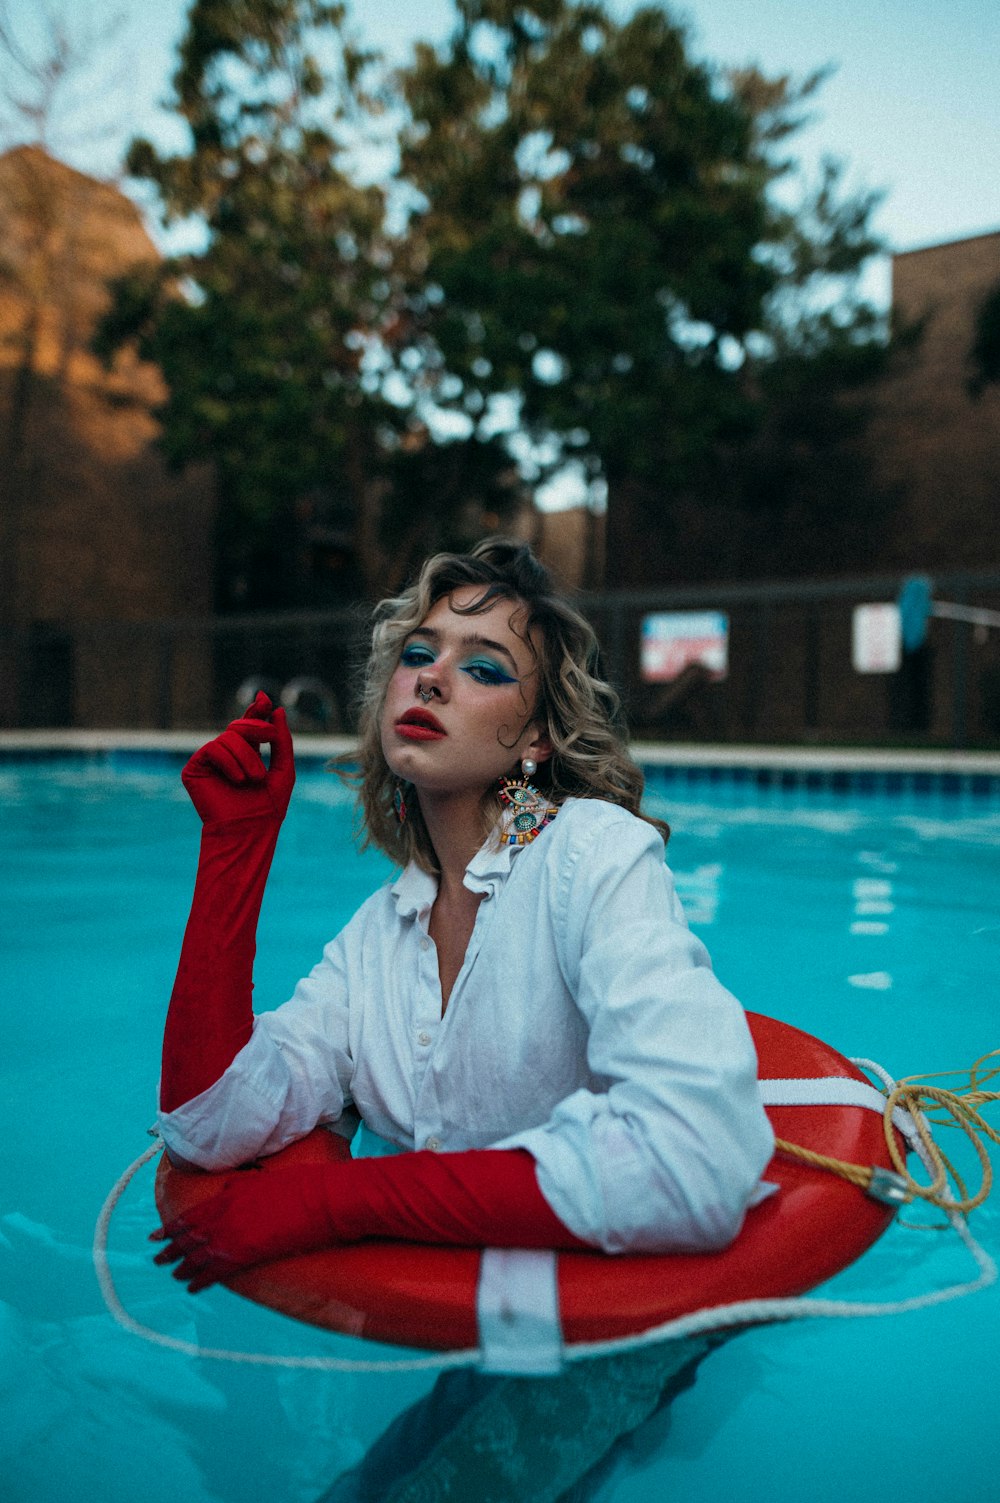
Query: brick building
862 231 1000 741
0 146 214 728
872 229 1000 571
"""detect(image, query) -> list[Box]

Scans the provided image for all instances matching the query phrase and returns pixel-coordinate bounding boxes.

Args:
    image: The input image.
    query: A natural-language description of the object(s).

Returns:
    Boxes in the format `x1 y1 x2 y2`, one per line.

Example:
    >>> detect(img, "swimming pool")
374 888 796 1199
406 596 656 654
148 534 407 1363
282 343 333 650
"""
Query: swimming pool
2 752 999 1502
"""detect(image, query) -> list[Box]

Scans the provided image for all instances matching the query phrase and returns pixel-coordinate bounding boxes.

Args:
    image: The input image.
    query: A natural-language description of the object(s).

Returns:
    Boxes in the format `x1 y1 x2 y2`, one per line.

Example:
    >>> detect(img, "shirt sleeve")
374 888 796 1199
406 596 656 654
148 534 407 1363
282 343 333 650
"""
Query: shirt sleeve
498 806 775 1254
156 928 355 1171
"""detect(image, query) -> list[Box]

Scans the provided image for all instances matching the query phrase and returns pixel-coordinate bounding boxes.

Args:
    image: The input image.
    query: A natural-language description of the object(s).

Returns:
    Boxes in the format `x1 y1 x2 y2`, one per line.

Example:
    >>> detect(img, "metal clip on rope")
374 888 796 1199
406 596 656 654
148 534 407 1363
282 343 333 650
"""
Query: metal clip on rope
866 1168 911 1207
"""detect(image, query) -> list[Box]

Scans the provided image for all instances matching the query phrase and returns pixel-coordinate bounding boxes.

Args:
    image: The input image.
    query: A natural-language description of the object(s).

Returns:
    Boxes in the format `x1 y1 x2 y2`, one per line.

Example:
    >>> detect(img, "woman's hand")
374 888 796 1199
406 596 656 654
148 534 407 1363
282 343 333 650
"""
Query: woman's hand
150 1165 334 1292
181 692 295 825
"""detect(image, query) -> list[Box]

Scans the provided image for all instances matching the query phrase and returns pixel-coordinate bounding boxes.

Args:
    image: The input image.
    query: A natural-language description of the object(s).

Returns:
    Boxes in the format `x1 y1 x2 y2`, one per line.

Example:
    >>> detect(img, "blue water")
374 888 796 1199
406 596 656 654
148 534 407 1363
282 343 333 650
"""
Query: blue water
2 757 999 1502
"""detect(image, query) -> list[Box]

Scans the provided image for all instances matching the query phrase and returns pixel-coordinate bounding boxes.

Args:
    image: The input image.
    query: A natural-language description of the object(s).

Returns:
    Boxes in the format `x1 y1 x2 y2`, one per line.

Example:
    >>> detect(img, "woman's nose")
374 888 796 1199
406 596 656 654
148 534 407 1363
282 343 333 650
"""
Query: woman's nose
416 658 450 701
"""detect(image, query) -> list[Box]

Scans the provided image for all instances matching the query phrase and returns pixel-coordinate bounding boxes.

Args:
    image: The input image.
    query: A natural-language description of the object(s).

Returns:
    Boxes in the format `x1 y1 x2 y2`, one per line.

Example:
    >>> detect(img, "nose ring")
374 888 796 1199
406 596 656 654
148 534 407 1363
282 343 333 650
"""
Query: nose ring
418 686 434 704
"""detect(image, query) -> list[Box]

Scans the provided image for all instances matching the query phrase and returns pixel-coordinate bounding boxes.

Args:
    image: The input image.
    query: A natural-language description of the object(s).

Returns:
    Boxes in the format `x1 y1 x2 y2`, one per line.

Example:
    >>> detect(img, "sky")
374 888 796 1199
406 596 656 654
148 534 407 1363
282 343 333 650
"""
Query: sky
3 0 999 301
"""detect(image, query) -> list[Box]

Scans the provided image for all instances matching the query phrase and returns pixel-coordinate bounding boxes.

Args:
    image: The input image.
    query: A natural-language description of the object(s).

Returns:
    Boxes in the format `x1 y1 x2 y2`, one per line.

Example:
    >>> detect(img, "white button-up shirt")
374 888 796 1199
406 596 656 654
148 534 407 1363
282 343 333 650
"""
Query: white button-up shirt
158 799 774 1253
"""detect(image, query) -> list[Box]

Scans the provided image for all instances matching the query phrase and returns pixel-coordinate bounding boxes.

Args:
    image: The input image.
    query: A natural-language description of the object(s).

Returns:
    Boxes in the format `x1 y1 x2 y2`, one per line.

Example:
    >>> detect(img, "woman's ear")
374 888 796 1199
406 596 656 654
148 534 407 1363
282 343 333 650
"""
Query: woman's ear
526 725 553 768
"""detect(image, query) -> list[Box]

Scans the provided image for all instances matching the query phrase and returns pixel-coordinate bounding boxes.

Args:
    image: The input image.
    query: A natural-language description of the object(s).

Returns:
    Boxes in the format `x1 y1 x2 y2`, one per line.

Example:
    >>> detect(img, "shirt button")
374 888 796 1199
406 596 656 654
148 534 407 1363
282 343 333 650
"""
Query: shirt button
425 1136 441 1151
418 1031 431 1047
420 937 431 952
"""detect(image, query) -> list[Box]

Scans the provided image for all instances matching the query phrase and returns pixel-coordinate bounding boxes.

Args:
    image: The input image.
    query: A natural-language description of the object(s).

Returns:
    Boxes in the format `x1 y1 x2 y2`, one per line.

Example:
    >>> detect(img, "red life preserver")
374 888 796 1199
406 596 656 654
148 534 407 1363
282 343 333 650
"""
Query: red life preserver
156 1013 904 1352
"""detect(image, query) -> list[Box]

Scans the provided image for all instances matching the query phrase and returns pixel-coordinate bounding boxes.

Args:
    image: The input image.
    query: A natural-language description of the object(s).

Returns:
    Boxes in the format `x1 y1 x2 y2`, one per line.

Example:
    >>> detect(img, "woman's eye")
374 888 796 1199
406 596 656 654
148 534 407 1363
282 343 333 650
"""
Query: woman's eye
400 644 435 668
464 660 517 686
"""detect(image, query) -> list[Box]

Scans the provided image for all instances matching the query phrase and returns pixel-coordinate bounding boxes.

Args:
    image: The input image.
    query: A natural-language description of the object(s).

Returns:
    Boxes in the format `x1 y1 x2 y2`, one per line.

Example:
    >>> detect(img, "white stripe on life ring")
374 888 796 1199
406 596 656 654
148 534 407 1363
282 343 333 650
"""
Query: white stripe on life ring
759 1076 915 1139
477 1248 563 1375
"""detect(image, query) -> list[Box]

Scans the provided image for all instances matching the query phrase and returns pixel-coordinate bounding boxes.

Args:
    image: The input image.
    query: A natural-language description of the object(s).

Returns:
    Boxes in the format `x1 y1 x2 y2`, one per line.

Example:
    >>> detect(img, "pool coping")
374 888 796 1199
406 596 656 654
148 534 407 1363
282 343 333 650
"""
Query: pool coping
2 728 1000 776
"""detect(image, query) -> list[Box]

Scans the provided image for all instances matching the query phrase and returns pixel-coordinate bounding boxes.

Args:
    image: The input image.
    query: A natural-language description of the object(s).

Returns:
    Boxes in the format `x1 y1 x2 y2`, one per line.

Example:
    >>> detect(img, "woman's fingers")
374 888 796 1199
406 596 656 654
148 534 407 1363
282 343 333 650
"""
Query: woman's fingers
243 691 273 720
151 1219 203 1260
262 707 295 813
179 692 294 821
226 717 276 748
201 729 267 784
266 706 293 770
184 1265 220 1294
181 730 263 789
149 1217 237 1292
150 1218 217 1287
218 707 295 812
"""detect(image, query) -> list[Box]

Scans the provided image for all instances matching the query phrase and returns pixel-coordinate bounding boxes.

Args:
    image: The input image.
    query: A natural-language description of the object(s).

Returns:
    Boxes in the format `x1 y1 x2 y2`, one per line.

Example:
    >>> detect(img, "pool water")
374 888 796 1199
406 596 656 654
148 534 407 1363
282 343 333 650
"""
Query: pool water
2 758 999 1502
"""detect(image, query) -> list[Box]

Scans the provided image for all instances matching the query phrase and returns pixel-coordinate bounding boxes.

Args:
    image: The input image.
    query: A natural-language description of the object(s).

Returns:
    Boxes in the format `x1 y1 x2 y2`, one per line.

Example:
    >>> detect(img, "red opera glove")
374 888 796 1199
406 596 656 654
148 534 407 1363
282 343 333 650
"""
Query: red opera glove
159 694 295 1115
151 1148 591 1292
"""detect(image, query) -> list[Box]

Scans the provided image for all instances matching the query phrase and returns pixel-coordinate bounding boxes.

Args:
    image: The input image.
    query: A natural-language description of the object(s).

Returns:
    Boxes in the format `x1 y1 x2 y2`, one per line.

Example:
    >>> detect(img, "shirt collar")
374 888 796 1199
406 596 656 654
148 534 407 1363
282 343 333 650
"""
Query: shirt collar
390 861 437 919
390 819 541 916
463 830 519 895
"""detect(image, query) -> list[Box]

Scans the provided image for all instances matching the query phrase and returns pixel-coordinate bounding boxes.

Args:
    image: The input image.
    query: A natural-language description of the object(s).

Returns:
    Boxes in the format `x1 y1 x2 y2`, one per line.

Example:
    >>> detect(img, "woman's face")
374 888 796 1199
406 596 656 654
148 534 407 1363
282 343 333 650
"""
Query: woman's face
380 589 550 796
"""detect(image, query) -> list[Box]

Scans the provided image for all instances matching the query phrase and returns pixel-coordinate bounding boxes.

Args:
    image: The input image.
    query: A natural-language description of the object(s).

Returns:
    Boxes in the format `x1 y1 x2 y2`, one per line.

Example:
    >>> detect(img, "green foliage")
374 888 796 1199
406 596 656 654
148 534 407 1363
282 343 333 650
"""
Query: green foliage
96 0 520 607
98 0 895 599
395 0 893 581
401 4 764 477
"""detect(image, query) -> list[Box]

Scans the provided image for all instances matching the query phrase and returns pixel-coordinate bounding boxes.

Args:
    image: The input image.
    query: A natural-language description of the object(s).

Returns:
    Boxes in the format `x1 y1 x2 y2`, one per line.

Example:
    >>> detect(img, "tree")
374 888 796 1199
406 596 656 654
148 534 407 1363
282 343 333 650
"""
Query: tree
97 0 523 609
395 0 892 584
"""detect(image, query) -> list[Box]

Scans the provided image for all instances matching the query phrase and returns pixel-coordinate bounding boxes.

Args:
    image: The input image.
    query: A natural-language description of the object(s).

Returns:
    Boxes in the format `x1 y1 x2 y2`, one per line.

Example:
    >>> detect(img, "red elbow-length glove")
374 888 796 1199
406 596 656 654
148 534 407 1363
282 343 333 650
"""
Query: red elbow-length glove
152 1146 590 1292
159 692 295 1114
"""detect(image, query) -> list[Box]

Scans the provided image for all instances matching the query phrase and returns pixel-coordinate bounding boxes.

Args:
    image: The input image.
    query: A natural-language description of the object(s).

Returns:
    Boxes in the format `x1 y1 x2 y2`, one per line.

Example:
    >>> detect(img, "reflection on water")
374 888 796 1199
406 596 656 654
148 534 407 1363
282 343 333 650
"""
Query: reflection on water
850 877 894 936
318 1338 718 1503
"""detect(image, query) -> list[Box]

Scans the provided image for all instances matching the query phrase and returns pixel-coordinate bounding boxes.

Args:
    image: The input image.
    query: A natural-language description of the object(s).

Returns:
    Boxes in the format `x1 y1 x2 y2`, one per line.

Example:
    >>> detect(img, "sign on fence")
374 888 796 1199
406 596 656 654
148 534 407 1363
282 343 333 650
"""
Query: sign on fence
852 604 902 673
640 611 729 683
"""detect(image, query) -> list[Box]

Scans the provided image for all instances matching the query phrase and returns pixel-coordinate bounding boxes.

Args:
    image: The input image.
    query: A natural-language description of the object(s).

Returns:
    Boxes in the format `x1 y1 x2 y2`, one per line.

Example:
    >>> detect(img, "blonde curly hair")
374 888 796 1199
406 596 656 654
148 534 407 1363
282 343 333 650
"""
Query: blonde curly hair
340 538 668 871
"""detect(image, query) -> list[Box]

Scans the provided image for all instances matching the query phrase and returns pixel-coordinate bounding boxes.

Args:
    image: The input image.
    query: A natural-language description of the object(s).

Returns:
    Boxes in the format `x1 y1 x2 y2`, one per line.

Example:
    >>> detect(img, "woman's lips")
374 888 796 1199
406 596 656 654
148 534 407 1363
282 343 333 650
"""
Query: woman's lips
396 709 446 739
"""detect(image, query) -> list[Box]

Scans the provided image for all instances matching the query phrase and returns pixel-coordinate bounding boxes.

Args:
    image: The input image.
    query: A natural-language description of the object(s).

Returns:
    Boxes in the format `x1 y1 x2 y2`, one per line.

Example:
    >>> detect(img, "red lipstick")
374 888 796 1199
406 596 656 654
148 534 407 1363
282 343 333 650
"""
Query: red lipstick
396 708 446 739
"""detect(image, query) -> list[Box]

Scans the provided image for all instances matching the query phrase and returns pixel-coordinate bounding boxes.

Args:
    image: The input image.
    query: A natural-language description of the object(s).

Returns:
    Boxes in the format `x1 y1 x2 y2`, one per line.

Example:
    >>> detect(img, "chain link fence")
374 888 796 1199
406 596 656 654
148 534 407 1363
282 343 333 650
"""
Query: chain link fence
5 571 1000 749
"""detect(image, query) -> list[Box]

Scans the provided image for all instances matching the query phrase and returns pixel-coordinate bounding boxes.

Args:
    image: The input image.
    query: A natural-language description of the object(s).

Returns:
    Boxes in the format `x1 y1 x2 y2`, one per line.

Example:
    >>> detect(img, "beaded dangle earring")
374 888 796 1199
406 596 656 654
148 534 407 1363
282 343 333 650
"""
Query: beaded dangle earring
497 758 558 847
393 781 409 825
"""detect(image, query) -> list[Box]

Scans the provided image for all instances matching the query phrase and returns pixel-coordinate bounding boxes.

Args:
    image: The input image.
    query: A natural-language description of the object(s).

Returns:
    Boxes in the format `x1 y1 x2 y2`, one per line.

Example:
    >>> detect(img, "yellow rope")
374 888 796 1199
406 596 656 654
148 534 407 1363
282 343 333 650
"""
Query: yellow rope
775 1048 1000 1216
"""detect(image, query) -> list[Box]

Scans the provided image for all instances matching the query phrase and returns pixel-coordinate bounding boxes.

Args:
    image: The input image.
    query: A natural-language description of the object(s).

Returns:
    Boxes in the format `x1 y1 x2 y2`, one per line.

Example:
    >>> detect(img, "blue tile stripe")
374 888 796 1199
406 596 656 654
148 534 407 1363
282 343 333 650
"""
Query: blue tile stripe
3 745 1000 800
638 761 1000 801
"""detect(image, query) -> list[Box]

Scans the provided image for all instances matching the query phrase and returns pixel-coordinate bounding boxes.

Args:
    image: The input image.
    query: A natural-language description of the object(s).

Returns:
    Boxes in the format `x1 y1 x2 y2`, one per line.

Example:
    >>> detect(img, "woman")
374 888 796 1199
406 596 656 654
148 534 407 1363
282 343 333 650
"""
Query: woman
152 541 772 1290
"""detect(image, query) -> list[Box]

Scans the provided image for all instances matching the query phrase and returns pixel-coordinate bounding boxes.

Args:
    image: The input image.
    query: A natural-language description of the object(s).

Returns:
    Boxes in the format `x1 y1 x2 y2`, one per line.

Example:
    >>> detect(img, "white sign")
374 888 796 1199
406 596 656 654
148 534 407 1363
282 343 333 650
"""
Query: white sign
852 604 902 673
641 611 729 683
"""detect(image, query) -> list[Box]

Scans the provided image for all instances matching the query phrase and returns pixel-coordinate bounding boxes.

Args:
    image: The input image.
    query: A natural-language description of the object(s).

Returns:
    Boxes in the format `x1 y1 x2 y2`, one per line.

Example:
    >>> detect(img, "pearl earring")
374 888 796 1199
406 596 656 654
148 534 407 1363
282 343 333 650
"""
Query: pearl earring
522 758 537 778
